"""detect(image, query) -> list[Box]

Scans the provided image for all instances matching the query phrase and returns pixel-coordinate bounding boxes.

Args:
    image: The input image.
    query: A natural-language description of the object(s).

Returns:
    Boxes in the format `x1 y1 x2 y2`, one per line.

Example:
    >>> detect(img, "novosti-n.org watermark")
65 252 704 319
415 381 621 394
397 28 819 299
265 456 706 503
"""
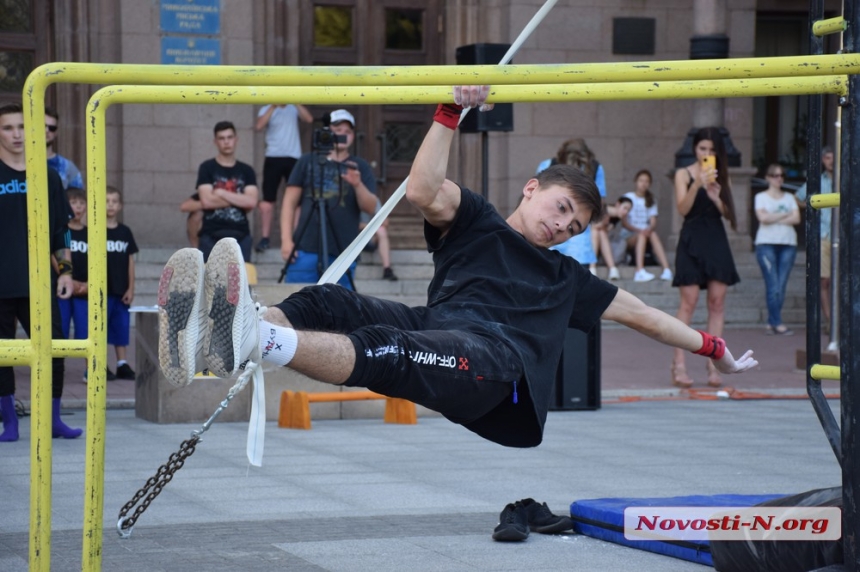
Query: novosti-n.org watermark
624 506 841 542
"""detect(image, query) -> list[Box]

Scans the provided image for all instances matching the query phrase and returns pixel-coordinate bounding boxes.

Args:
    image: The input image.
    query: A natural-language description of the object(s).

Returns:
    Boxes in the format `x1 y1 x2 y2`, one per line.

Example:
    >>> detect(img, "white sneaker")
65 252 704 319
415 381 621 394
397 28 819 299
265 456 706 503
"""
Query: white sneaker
608 267 621 280
204 238 260 378
660 268 674 281
157 248 207 387
634 269 655 282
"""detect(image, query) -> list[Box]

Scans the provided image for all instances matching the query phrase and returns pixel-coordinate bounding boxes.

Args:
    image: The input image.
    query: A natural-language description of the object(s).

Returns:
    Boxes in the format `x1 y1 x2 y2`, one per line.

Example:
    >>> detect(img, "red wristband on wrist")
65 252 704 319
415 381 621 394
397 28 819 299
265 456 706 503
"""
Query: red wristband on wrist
692 330 726 360
433 103 464 130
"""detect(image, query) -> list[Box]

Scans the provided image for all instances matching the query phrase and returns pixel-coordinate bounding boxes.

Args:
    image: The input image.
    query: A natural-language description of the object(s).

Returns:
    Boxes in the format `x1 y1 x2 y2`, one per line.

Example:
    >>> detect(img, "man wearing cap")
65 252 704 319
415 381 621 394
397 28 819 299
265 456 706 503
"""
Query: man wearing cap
279 109 377 289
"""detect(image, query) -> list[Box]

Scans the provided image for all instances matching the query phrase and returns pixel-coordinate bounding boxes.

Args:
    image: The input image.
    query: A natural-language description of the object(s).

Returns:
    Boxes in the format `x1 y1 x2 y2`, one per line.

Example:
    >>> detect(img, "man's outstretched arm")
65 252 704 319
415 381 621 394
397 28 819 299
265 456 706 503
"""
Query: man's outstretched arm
406 85 491 232
602 288 758 374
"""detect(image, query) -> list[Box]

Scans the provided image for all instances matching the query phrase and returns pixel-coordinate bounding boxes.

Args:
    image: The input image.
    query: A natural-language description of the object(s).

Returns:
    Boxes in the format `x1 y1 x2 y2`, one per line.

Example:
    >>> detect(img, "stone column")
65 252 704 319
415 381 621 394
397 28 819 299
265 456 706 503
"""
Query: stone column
692 0 728 129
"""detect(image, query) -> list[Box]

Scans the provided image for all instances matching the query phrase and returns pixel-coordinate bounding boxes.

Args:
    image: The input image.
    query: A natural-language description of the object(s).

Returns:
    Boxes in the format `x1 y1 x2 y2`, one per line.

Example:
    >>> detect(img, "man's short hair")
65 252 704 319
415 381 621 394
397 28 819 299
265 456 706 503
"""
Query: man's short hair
213 121 235 136
535 164 604 223
106 186 123 202
616 195 633 206
67 188 86 202
45 105 59 121
0 102 23 119
822 146 834 156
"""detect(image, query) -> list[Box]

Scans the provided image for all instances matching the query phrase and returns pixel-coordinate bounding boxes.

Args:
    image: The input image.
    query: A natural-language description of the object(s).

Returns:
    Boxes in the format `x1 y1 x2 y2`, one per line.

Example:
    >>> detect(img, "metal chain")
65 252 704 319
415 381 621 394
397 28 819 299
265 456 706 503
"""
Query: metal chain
115 365 259 539
117 435 199 538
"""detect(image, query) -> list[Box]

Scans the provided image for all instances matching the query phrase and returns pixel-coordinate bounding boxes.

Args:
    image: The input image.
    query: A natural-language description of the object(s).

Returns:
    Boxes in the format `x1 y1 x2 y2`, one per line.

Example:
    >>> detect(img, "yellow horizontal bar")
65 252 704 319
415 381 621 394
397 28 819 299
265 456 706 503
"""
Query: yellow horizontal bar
90 76 847 108
0 339 90 365
810 193 840 209
28 54 860 88
813 17 847 37
811 364 841 381
0 341 33 366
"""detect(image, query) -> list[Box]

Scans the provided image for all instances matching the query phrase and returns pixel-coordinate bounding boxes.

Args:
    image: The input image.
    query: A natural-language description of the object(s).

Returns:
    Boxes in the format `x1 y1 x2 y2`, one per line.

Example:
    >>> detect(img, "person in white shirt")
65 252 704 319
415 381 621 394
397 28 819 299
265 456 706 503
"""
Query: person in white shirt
254 103 313 252
754 164 800 335
620 170 673 282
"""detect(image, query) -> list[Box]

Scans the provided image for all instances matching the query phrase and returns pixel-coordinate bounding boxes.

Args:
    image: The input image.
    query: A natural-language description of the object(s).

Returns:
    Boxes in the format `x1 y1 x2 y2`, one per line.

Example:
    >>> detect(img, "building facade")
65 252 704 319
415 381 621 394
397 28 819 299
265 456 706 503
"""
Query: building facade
0 0 841 248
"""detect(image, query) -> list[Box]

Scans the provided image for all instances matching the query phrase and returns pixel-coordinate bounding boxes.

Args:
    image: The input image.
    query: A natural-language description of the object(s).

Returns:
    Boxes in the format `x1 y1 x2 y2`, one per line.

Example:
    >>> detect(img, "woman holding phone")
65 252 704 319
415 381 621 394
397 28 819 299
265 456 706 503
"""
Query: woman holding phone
670 127 740 388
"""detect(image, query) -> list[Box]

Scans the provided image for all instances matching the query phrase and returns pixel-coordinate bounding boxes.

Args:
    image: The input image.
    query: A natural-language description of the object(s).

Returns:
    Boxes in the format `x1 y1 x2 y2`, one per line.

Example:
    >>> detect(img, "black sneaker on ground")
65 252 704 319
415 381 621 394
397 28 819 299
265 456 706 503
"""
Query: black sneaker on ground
254 237 270 253
382 267 398 281
115 364 136 380
492 501 529 541
521 498 573 534
106 368 116 381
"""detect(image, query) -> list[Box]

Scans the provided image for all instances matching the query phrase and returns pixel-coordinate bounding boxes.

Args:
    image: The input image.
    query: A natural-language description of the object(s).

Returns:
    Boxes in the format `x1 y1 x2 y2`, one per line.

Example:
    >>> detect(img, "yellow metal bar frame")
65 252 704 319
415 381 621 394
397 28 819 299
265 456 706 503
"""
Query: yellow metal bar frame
20 55 860 86
811 193 841 209
10 55 855 571
813 17 848 37
811 364 841 381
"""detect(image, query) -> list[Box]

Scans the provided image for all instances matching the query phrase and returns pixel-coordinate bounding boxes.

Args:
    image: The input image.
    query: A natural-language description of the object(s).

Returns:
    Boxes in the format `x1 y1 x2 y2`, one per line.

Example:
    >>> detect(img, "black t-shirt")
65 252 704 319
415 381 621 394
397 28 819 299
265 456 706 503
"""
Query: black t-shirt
106 224 138 297
195 159 257 238
286 153 376 256
69 226 88 283
424 187 618 447
0 160 70 298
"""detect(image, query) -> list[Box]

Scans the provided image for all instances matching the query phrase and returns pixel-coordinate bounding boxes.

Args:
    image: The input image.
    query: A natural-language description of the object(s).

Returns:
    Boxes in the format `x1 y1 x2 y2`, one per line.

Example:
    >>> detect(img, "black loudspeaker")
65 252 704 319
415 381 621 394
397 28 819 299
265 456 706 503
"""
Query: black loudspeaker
454 43 514 133
550 324 601 410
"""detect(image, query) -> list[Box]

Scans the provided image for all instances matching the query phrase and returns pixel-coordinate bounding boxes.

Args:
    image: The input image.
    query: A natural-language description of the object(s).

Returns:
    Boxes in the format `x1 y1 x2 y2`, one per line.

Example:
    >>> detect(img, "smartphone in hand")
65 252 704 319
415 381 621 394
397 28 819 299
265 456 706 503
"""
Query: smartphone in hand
701 155 716 183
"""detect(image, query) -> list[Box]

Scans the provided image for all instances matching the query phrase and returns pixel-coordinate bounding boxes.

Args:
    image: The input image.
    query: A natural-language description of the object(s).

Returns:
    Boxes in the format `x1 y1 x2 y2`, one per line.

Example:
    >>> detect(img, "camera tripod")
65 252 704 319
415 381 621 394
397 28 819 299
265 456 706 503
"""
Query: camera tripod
278 153 357 290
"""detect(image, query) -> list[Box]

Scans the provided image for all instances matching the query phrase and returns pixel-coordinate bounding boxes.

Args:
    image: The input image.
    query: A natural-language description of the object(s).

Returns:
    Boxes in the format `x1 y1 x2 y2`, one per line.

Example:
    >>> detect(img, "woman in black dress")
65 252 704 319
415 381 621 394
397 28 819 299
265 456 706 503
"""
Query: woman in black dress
670 127 740 388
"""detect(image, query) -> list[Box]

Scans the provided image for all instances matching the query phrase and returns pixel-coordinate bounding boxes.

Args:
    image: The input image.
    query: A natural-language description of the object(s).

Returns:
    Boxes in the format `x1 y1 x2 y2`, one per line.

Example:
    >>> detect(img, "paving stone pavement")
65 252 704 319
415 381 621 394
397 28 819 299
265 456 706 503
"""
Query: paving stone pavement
0 396 842 571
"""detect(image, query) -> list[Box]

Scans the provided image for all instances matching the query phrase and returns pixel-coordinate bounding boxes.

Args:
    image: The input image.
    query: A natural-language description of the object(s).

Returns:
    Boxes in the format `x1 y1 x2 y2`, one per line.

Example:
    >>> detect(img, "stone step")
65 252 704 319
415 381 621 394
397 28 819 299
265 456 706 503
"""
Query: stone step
130 246 813 328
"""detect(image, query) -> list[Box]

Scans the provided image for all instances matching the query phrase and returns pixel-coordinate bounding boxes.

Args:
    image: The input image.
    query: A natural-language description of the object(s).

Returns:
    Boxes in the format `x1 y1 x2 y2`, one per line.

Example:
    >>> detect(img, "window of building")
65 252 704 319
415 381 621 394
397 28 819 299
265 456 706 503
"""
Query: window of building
0 0 50 102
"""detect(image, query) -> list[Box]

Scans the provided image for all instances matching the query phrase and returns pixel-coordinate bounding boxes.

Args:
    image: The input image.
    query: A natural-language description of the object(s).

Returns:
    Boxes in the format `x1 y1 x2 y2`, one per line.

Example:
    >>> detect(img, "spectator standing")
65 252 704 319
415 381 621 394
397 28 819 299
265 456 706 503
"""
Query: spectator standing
45 105 84 190
196 121 259 262
254 103 313 252
671 127 740 389
279 109 377 289
795 146 835 326
754 164 800 335
58 188 89 341
621 170 673 282
0 102 80 441
105 187 138 380
536 139 606 273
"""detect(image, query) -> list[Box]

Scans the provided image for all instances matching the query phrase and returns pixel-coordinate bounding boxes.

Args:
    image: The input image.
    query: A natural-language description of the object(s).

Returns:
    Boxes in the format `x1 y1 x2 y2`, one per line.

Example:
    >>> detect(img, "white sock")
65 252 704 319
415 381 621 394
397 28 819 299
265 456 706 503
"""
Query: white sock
258 321 298 366
117 360 127 367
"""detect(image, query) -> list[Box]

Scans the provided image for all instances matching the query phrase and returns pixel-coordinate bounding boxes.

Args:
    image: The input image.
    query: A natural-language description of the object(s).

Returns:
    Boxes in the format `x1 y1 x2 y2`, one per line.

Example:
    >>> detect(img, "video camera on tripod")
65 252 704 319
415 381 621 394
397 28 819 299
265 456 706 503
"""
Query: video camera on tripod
311 127 347 153
277 109 357 289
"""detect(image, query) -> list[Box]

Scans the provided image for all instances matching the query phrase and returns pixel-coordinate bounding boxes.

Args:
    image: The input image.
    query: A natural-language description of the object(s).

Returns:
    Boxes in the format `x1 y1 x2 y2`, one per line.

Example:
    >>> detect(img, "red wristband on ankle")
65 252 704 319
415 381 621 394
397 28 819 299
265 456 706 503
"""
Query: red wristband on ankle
692 330 726 360
433 103 464 130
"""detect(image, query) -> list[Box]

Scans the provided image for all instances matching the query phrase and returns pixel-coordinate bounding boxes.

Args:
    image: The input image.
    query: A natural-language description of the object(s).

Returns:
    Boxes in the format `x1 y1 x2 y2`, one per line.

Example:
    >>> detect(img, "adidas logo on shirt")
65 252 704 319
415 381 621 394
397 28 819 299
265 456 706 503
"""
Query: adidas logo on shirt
0 179 26 194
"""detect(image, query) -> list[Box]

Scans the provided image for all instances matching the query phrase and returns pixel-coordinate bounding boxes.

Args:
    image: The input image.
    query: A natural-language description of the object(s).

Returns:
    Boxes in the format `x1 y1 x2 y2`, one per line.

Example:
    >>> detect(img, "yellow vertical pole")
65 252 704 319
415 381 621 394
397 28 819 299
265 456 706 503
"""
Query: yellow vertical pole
81 97 110 572
21 74 53 572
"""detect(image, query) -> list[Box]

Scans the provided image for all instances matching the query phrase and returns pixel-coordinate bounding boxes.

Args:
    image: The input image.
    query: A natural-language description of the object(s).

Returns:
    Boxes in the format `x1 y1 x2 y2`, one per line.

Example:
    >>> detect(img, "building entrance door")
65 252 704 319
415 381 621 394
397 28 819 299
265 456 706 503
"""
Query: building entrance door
302 0 443 248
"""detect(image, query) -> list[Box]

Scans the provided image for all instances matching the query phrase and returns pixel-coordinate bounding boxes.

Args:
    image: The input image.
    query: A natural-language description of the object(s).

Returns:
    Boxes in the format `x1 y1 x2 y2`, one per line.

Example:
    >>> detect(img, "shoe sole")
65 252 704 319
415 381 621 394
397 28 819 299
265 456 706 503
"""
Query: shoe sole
530 517 573 534
204 238 250 378
492 526 529 541
157 249 205 387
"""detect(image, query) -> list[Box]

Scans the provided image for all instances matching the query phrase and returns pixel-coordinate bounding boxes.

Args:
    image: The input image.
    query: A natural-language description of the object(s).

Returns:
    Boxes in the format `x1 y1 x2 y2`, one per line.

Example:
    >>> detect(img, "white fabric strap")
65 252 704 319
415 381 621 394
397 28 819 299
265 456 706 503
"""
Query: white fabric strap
246 363 265 467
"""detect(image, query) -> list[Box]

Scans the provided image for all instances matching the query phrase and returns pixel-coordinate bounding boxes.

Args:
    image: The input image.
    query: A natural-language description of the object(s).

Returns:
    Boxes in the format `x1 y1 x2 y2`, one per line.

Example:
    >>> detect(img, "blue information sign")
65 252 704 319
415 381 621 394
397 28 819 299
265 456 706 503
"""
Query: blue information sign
160 0 220 35
161 37 221 65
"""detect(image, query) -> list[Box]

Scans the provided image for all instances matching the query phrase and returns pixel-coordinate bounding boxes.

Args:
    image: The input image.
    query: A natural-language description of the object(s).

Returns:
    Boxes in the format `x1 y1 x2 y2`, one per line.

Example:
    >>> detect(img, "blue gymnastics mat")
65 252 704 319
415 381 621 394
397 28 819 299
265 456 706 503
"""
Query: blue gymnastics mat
570 493 783 567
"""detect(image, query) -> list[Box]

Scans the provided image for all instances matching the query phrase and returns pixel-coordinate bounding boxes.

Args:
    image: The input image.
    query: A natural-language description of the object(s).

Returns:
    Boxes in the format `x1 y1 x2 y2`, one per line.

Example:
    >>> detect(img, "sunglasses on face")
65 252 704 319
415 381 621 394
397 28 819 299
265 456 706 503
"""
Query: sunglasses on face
46 125 58 132
767 173 784 178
